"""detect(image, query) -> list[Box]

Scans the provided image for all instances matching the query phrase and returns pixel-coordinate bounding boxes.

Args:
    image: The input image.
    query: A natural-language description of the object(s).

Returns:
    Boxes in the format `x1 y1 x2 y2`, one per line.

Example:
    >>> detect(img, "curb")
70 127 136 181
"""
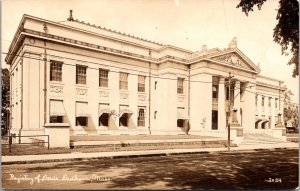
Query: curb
2 147 298 165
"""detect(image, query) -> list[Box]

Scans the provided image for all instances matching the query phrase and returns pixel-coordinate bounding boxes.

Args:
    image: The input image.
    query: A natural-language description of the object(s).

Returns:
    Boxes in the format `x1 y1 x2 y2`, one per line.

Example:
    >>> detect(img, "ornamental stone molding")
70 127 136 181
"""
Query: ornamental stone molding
120 92 129 100
213 54 252 70
177 95 185 102
50 85 63 94
76 88 87 96
99 91 110 98
138 94 146 101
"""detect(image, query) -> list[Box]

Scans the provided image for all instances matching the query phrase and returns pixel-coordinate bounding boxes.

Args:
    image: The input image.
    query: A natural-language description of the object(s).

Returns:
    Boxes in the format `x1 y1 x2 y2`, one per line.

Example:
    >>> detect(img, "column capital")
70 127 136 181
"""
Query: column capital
235 80 241 85
219 77 225 83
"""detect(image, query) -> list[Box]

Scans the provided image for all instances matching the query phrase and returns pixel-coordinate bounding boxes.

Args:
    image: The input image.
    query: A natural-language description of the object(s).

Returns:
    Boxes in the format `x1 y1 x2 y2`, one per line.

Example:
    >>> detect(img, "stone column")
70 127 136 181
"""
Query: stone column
218 77 226 131
233 80 241 125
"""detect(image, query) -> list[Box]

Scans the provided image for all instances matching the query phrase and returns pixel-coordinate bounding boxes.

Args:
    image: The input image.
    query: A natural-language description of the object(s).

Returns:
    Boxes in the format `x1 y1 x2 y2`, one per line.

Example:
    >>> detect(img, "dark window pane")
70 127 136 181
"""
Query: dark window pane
76 117 87 126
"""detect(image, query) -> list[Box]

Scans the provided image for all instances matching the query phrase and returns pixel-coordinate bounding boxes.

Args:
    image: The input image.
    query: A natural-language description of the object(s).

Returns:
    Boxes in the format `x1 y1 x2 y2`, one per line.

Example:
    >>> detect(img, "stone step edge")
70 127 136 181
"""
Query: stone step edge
72 139 229 146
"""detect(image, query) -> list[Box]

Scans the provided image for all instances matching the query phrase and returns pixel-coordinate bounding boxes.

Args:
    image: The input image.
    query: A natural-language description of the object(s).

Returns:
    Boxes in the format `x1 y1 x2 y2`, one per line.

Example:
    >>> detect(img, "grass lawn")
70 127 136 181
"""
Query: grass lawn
2 142 226 156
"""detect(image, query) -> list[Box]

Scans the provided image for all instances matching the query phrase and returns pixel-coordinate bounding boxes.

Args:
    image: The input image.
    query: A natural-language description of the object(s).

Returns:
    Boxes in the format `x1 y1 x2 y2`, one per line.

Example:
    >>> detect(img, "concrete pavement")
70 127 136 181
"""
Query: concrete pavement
2 142 298 164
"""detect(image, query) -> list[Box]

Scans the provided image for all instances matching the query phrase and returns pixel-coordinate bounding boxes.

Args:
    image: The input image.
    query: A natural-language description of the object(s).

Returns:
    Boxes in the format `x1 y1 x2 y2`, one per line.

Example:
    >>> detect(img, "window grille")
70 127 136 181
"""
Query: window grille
138 75 145 92
99 69 109 87
119 72 128 90
50 60 63 81
177 78 184 94
138 108 145 127
76 65 87 84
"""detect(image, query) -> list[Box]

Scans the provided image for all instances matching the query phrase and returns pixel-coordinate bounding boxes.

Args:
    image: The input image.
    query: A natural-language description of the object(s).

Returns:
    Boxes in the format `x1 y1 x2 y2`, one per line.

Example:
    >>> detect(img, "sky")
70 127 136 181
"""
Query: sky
1 0 299 102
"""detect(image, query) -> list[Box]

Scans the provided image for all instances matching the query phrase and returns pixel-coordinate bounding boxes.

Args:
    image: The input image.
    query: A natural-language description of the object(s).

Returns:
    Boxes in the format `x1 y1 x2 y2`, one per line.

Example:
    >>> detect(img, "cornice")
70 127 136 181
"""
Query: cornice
256 81 286 91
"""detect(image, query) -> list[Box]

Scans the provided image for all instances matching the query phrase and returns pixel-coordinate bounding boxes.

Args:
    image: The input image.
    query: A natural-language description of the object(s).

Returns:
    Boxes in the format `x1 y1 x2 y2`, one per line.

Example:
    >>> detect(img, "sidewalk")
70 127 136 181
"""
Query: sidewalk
2 142 298 164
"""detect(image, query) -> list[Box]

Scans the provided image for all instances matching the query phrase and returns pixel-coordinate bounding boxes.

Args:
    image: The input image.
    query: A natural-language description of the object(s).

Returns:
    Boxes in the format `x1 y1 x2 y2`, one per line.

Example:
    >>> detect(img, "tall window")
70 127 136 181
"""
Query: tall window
137 108 145 127
177 78 184 94
76 65 87 84
50 60 62 81
268 97 272 107
99 69 109 87
119 72 128 90
212 76 219 100
275 98 278 108
138 75 145 92
49 100 65 123
261 96 265 107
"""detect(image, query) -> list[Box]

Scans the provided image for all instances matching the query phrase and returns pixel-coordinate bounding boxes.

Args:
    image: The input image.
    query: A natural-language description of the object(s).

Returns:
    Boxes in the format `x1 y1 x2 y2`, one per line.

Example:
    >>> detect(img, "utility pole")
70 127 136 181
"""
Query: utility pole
227 72 234 151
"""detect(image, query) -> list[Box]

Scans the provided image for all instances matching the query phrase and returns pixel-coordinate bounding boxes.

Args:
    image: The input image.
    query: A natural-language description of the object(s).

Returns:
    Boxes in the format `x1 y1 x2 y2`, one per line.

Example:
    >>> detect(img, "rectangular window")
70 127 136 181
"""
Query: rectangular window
50 60 63 81
50 116 63 123
261 96 265 107
119 72 128 90
177 78 184 94
275 98 278 108
177 119 184 128
49 100 65 123
76 117 87 126
138 108 145 127
138 75 145 92
268 97 272 107
76 65 87 84
212 85 219 99
76 102 89 126
99 69 109 87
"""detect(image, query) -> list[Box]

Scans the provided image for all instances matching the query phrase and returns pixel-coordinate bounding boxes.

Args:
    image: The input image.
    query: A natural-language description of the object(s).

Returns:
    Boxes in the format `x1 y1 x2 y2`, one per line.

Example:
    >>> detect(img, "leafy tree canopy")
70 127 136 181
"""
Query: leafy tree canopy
237 0 299 77
1 68 10 109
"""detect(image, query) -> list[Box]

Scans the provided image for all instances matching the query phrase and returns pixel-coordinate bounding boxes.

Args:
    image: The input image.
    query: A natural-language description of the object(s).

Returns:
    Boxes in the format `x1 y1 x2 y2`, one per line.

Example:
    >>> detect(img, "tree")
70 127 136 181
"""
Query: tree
282 89 298 129
237 0 299 77
1 68 10 135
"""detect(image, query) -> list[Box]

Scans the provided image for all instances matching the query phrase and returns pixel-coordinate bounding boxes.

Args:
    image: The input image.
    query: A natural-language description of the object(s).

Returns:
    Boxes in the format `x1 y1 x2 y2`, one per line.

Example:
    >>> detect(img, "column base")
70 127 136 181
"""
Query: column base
272 127 286 141
44 123 70 148
230 127 243 144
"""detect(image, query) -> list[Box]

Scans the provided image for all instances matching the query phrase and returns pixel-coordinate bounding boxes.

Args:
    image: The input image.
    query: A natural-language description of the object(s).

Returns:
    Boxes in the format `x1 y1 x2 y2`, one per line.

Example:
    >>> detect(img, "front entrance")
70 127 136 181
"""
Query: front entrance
212 110 218 130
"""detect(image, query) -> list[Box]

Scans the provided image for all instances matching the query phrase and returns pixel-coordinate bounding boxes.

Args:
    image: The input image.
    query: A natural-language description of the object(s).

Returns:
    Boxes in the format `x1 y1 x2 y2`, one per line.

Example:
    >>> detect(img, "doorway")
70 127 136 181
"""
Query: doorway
212 110 218 130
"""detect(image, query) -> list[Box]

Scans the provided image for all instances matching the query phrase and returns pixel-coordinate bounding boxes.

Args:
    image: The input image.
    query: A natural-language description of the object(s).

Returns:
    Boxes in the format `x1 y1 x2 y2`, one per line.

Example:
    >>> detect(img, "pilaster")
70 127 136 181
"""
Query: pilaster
218 77 226 131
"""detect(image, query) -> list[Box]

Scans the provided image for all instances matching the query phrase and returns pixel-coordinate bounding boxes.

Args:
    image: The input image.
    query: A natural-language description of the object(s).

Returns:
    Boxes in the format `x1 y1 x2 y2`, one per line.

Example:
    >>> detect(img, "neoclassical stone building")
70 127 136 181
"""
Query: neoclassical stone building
6 14 287 146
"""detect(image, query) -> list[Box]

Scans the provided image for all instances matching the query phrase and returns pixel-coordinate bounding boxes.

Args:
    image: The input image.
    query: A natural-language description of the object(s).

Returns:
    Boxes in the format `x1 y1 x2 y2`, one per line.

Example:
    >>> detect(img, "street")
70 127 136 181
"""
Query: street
2 149 298 190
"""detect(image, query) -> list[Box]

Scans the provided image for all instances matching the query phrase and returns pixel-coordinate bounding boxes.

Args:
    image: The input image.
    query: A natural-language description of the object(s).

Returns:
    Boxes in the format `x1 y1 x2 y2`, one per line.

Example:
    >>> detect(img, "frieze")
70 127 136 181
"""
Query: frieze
76 88 87 96
138 94 146 101
22 29 189 64
120 93 129 100
50 85 63 94
177 95 185 102
99 91 110 98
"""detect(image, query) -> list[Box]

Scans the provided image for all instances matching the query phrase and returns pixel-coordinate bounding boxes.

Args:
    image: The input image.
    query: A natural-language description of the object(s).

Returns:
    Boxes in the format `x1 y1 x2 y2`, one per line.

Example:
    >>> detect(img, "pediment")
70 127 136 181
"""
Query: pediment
208 50 260 73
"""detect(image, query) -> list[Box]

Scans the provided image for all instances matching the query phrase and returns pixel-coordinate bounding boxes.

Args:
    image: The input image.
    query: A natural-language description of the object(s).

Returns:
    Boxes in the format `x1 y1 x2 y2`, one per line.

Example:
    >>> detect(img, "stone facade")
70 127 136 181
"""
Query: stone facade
6 15 286 145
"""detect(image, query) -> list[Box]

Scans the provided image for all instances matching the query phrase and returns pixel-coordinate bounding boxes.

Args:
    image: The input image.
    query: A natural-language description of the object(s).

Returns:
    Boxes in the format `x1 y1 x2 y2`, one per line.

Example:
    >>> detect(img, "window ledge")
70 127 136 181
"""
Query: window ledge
99 87 110 91
44 123 70 128
49 81 64 85
120 90 129 93
75 84 89 88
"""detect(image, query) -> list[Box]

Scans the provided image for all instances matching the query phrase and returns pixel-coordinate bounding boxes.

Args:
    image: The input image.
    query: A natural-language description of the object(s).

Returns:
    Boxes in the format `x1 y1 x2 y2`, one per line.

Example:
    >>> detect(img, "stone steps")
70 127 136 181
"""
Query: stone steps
71 138 236 148
240 133 288 145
